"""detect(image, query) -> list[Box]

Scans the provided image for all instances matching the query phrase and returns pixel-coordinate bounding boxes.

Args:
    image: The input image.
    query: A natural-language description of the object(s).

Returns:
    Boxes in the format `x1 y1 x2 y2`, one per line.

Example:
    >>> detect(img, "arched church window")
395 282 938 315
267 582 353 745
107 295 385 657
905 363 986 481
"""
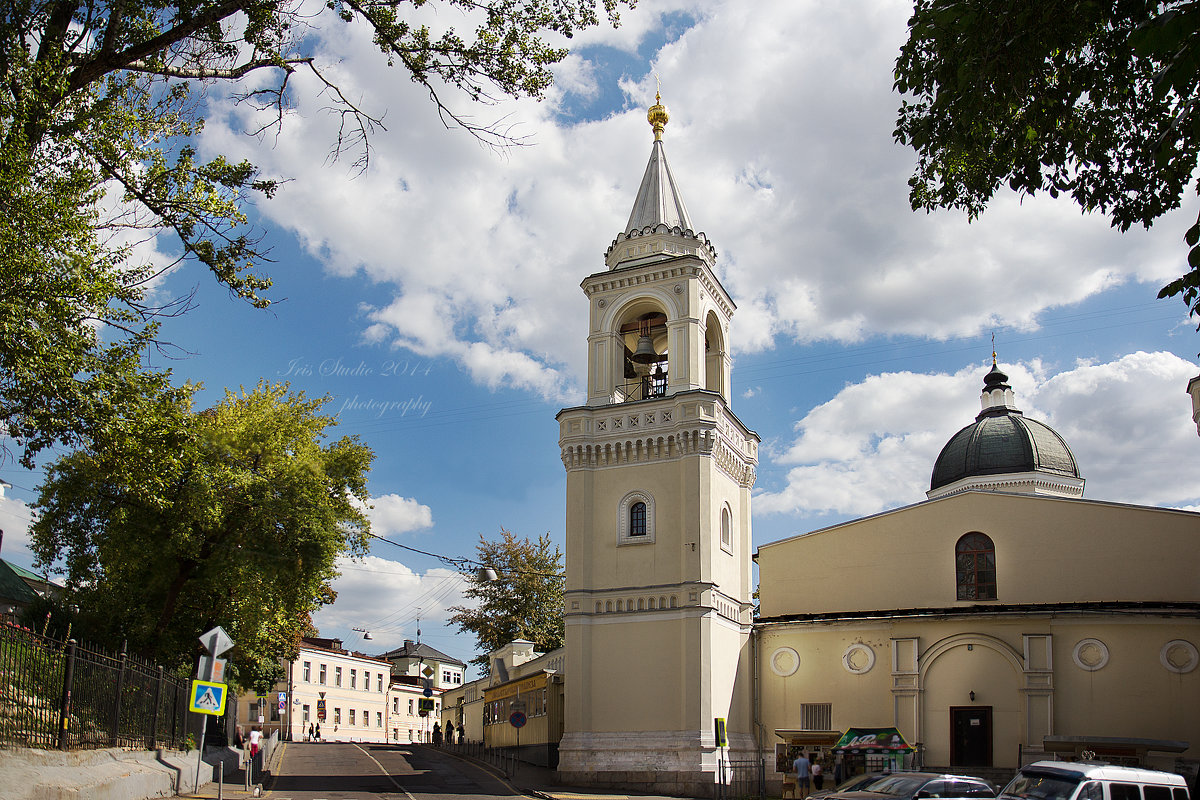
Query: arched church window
618 490 655 545
956 532 997 601
720 505 733 552
630 502 647 536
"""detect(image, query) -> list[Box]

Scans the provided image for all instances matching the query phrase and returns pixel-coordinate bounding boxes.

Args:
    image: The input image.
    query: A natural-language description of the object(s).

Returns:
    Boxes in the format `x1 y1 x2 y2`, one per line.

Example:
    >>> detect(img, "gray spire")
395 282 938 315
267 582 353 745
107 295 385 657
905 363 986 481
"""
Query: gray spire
624 139 695 235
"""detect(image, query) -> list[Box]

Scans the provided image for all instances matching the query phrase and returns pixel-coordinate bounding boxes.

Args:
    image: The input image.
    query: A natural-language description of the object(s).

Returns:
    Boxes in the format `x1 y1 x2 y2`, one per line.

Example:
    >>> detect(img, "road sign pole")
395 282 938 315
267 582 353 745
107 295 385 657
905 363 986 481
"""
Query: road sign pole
195 714 208 792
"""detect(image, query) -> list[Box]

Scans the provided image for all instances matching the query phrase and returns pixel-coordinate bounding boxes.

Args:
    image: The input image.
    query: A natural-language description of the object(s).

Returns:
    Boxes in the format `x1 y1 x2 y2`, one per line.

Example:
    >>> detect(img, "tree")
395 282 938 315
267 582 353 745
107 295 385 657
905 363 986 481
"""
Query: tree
894 1 1200 329
30 381 373 688
449 529 564 675
1 0 631 466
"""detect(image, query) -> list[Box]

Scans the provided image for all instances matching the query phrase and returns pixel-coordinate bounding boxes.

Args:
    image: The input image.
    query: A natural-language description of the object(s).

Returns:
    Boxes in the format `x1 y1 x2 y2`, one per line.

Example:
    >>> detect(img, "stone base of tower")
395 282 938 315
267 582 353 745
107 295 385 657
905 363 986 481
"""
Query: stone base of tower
556 730 757 798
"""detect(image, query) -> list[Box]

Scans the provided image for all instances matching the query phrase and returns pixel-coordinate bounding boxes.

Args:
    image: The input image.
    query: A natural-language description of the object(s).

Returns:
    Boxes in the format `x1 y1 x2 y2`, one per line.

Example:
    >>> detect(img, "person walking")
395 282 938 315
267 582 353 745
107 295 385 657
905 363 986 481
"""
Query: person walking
792 751 812 799
314 722 321 742
308 723 314 742
812 760 824 791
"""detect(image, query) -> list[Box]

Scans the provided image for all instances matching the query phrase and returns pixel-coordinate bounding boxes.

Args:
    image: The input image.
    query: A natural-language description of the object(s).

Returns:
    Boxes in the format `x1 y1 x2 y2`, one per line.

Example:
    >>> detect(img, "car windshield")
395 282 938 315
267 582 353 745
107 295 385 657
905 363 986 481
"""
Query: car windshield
1001 773 1082 800
833 775 888 794
867 776 930 797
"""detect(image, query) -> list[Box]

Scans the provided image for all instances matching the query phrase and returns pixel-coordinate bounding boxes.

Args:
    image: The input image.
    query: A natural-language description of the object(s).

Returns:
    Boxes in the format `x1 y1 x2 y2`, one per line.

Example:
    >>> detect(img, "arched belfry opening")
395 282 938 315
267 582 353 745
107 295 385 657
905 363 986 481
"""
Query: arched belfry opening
620 310 668 402
704 310 727 398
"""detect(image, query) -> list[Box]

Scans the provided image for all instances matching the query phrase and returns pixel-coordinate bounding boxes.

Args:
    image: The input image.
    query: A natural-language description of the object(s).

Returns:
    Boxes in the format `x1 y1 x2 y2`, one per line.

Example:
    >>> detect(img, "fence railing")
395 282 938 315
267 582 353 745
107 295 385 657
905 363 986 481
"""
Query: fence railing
0 622 190 751
718 757 765 800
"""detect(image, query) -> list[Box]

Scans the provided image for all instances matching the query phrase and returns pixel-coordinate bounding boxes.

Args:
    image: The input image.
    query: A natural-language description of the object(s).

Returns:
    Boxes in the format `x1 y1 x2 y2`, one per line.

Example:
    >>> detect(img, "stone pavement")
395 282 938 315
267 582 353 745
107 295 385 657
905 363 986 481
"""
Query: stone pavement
178 743 708 800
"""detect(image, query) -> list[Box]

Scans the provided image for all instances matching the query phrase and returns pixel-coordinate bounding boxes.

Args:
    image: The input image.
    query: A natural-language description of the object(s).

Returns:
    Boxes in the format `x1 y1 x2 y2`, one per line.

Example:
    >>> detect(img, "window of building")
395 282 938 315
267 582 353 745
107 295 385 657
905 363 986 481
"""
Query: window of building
349 709 356 726
376 711 383 728
334 708 341 725
319 664 326 685
362 709 368 726
303 704 310 723
350 669 356 689
720 505 733 553
377 673 384 692
408 698 414 715
442 670 451 683
393 697 399 713
335 666 342 687
955 532 997 600
303 661 311 682
618 490 655 544
799 702 832 731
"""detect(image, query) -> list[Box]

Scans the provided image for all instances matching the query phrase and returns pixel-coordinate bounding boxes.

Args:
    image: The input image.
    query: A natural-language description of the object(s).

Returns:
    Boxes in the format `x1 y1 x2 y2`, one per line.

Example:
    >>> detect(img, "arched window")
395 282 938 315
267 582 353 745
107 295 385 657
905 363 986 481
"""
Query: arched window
630 502 647 536
618 490 655 544
956 532 997 600
720 505 733 552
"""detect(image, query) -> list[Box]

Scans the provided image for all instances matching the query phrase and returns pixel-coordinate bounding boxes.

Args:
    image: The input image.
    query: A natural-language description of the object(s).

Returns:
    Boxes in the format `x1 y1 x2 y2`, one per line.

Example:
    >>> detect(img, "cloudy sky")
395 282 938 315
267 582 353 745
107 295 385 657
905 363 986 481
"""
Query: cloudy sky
2 0 1198 672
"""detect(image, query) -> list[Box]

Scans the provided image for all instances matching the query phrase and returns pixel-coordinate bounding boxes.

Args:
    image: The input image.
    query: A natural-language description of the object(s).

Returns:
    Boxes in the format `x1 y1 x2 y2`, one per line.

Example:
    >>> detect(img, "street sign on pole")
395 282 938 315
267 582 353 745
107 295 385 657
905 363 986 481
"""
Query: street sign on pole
199 626 234 658
509 711 527 728
189 680 228 715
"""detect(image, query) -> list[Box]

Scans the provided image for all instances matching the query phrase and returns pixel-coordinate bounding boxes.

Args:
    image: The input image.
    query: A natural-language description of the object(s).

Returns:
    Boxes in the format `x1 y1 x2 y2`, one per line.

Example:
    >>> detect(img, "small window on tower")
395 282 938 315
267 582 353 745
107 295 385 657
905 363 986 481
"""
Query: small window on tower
630 502 647 536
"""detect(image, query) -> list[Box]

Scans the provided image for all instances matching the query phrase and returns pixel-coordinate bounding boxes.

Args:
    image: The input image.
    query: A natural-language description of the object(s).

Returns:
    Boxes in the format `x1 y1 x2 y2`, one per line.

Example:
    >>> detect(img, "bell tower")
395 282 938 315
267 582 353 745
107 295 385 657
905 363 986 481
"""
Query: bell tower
556 95 760 796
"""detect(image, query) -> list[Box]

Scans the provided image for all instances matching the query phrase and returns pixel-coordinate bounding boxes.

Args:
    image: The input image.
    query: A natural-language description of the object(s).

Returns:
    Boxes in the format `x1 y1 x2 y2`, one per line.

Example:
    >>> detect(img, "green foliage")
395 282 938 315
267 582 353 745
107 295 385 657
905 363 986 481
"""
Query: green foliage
30 382 374 688
894 0 1200 335
1 0 631 465
448 529 564 675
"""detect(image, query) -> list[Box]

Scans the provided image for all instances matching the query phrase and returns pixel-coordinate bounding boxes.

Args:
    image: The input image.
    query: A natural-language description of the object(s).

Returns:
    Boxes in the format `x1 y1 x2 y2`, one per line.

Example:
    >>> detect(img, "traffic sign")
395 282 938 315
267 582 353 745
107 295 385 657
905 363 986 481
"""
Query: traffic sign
189 680 227 715
509 711 527 728
422 665 435 678
317 698 326 721
199 626 234 658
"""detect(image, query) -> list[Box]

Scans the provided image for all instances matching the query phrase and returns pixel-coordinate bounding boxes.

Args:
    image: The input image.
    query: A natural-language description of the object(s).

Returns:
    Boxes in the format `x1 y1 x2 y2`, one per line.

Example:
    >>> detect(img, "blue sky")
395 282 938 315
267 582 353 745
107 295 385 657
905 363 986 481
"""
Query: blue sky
3 0 1199 673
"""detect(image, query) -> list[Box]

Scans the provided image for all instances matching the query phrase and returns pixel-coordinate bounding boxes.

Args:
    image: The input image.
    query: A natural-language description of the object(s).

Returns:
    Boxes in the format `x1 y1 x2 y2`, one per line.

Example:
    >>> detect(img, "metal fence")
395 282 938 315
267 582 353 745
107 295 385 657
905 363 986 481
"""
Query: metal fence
718 757 765 800
0 622 191 750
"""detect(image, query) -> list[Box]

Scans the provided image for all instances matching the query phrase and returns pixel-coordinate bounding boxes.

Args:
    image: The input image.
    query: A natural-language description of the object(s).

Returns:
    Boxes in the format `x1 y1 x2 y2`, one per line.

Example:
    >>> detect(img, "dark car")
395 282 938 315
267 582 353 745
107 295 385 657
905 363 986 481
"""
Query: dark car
827 772 997 800
811 773 894 799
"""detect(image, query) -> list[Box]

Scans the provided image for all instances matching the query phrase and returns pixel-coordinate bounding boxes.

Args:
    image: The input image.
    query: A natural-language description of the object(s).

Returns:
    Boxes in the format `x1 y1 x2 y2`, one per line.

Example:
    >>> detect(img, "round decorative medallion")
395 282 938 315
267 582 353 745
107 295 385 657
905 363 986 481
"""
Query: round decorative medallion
673 284 683 294
769 647 800 677
842 643 876 675
1072 638 1109 672
1160 640 1199 674
597 299 606 308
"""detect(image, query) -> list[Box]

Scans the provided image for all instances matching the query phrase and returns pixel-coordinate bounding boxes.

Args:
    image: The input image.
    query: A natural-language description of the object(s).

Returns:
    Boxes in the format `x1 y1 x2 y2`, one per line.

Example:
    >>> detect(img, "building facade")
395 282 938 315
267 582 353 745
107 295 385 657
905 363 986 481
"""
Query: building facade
754 364 1200 789
556 95 759 795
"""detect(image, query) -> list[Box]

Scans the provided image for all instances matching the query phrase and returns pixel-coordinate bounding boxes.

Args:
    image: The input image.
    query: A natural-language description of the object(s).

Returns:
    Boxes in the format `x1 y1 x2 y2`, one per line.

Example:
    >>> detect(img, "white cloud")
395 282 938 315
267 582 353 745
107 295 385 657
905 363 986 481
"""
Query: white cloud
313 556 470 656
755 353 1200 519
361 493 433 537
196 0 1194 398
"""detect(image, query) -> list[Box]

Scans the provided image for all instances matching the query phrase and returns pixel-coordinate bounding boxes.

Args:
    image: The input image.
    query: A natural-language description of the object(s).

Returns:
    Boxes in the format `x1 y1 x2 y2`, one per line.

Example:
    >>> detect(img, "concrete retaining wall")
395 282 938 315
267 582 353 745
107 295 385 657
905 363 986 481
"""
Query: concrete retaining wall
0 745 240 800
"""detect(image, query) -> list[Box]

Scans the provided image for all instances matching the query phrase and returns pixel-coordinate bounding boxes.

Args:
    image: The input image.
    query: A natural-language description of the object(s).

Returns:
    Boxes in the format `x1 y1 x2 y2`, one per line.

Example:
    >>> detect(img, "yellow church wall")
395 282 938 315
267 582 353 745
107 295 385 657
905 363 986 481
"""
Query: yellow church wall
756 492 1200 619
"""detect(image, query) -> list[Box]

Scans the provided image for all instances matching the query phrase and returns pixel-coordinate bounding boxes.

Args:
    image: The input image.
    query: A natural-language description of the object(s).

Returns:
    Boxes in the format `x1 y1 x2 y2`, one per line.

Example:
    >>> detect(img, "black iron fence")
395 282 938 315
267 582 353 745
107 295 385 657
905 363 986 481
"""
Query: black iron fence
718 757 765 800
0 622 190 750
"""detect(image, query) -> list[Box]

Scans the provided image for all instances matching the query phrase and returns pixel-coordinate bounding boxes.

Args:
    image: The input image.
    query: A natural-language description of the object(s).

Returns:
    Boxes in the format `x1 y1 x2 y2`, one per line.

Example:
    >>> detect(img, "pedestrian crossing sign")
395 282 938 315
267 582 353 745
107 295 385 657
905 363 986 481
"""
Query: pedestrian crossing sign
190 679 227 716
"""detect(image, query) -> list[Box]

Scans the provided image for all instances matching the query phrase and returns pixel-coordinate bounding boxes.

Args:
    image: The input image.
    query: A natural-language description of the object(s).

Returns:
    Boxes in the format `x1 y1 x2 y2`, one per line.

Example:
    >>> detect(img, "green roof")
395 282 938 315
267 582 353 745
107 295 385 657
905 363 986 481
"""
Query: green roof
0 559 38 605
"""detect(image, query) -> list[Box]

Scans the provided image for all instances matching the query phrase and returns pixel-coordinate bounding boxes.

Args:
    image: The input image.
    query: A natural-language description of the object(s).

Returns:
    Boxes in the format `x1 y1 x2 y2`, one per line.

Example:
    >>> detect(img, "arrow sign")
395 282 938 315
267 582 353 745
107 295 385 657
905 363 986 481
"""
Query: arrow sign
189 680 227 716
199 626 234 658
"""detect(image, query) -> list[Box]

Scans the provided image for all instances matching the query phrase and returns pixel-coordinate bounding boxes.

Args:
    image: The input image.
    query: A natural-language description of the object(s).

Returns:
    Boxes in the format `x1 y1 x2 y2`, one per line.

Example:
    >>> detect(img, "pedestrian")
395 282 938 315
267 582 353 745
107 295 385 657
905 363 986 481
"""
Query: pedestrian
314 722 321 742
834 753 845 785
308 723 314 742
432 722 443 746
445 720 454 745
792 751 812 799
248 726 262 760
812 760 824 791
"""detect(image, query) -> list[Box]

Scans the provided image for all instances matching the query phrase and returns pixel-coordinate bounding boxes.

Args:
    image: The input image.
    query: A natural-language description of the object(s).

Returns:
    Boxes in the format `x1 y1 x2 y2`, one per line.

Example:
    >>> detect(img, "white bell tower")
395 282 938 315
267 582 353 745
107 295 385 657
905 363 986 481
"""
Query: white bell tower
556 95 760 796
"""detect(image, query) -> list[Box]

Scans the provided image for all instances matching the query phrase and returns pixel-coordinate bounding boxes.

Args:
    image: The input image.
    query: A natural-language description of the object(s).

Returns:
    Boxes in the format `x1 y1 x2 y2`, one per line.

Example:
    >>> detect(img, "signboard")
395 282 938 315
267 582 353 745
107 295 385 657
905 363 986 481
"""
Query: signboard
422 665 435 678
199 626 234 658
189 680 227 716
316 698 326 721
830 727 913 753
509 711 527 729
278 694 286 712
510 699 526 712
197 656 226 683
418 698 435 712
714 717 728 747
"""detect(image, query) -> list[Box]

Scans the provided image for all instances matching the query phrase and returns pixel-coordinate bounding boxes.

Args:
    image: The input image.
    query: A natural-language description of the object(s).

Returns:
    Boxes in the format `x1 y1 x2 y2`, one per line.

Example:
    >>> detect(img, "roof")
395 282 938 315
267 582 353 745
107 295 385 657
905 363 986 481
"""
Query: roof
930 362 1079 493
379 640 465 667
0 559 38 605
624 138 694 235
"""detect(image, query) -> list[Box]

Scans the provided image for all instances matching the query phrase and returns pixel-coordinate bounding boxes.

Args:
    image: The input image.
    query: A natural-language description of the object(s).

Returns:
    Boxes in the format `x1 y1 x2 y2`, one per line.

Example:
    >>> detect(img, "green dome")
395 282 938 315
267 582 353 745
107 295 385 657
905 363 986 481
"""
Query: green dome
930 364 1080 493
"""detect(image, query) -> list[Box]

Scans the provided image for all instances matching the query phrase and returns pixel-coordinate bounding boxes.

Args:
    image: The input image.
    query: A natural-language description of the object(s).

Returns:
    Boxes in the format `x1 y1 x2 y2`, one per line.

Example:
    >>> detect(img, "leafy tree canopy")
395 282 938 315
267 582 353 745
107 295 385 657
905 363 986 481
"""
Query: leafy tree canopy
1 0 631 466
894 0 1200 329
449 528 563 675
30 381 373 689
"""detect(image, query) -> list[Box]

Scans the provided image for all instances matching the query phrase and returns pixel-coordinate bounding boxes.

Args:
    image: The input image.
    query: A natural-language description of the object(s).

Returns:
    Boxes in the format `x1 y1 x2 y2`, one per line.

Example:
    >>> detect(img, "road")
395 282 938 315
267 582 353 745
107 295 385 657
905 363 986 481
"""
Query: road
267 742 524 800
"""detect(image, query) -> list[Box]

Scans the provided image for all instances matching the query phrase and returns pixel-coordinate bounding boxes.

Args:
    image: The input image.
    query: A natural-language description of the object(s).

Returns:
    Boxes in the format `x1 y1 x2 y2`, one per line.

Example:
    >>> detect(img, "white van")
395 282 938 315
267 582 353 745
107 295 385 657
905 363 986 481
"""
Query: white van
1000 761 1190 800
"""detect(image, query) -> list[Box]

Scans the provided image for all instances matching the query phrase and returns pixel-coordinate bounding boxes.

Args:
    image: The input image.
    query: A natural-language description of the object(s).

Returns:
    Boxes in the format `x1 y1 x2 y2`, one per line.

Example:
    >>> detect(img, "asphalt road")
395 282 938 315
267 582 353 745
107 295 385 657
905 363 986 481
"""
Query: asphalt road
267 742 523 800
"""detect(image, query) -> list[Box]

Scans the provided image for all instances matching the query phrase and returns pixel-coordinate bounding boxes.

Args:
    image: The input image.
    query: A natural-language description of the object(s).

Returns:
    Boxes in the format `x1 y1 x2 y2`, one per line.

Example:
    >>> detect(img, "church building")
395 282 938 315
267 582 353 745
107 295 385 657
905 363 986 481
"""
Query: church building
541 95 1199 797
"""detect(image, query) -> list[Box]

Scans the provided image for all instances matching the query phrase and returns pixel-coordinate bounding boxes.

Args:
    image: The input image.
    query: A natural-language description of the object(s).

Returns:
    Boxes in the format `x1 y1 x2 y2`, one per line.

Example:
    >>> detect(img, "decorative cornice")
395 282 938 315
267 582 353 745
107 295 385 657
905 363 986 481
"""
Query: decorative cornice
583 257 735 320
927 470 1085 500
558 393 758 488
604 223 718 270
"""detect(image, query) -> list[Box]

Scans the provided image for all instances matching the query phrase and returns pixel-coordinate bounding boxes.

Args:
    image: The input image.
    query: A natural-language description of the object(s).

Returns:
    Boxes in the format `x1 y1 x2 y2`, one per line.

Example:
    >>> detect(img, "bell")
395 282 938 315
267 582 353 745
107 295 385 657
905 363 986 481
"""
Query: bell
630 333 658 364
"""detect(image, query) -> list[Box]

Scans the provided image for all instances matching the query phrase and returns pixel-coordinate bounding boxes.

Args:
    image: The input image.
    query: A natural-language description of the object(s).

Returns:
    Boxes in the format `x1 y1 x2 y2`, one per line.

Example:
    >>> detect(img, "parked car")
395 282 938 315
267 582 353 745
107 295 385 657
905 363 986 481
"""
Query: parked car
811 772 891 799
827 772 997 800
999 761 1189 800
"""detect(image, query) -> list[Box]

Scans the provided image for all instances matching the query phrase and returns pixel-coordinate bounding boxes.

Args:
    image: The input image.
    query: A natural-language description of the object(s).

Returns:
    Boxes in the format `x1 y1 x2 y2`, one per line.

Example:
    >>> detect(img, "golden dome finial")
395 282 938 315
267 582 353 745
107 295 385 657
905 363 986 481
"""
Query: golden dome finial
647 86 669 141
